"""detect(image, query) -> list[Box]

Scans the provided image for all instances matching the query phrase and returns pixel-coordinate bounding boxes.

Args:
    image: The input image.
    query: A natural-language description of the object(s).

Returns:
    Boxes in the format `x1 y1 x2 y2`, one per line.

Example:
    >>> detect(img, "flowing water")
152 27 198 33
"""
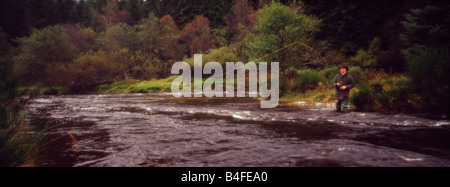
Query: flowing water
25 93 450 167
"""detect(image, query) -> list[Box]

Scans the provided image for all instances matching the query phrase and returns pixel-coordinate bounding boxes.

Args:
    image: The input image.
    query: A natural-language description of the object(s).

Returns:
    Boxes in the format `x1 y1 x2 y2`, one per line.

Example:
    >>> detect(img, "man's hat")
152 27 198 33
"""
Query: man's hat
339 64 349 70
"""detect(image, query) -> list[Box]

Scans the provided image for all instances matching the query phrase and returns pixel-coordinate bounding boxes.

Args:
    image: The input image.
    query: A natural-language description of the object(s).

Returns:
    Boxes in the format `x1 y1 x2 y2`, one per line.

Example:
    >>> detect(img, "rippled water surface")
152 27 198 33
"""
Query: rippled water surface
25 93 450 167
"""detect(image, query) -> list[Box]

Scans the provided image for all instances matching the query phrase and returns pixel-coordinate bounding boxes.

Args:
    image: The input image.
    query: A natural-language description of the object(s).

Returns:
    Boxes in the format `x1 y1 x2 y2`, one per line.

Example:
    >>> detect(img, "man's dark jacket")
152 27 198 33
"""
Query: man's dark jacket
332 73 354 101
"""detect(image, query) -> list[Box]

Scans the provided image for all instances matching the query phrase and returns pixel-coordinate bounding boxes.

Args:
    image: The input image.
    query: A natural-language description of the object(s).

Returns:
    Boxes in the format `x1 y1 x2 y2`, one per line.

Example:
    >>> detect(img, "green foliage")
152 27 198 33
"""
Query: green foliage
183 35 250 67
247 1 319 91
92 77 175 94
160 0 233 28
17 86 66 96
347 66 368 86
350 75 414 111
349 37 382 69
56 50 110 92
102 23 138 51
249 1 319 63
14 25 77 85
406 47 450 114
12 12 186 93
303 0 403 56
212 26 231 47
321 66 339 81
56 48 144 92
124 0 145 22
350 83 374 111
401 5 450 49
292 69 324 92
0 121 44 167
63 24 97 53
401 5 450 115
204 47 240 65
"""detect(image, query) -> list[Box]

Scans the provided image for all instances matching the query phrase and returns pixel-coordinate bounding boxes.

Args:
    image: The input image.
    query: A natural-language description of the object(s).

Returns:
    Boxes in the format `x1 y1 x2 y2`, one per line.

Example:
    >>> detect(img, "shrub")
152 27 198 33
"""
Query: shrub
14 25 77 85
292 69 324 92
348 66 367 86
349 37 382 69
321 66 339 83
351 76 414 111
181 15 216 55
350 83 375 111
183 43 243 67
406 47 450 114
55 50 111 92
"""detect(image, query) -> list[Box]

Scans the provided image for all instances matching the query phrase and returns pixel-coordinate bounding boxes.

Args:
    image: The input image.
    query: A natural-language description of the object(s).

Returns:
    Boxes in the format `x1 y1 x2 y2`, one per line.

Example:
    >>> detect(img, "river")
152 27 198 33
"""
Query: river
25 93 450 167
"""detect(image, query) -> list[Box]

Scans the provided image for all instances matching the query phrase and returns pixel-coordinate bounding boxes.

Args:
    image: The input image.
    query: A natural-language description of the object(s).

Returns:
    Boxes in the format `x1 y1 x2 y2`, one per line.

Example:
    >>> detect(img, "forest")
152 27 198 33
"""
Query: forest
1 0 449 112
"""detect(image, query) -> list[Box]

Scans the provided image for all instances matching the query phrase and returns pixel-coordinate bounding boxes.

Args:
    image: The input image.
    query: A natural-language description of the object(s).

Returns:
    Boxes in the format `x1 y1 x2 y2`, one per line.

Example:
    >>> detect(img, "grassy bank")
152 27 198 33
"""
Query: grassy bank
90 76 176 94
280 67 417 113
17 86 67 96
1 66 45 167
0 114 45 167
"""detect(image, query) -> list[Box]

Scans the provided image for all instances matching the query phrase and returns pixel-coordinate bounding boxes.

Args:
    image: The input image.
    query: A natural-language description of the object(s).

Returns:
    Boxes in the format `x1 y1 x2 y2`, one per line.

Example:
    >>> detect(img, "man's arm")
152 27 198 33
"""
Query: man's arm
332 75 339 87
346 75 355 90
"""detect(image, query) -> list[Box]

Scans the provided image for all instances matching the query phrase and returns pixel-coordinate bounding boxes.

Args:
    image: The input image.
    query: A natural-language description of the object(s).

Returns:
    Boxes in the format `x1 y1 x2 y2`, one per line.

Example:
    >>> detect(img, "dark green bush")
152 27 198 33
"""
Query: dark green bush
348 66 367 86
351 78 414 111
350 83 375 111
292 69 324 92
321 66 339 81
406 47 450 114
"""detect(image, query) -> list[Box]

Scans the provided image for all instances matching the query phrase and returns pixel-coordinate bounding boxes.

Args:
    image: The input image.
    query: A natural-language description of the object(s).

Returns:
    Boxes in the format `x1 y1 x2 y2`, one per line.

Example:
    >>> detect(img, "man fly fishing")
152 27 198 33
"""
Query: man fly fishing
332 64 354 112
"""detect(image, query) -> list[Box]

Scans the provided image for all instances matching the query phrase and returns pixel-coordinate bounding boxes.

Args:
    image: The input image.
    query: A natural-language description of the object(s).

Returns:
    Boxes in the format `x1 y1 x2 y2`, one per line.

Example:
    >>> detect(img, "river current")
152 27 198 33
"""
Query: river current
25 93 450 167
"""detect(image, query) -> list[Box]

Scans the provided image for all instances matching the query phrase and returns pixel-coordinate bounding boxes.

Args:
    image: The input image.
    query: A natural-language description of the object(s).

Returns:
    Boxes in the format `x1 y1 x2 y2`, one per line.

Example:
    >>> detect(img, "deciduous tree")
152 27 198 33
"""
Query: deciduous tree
247 2 319 91
181 15 216 56
91 0 134 30
14 25 77 85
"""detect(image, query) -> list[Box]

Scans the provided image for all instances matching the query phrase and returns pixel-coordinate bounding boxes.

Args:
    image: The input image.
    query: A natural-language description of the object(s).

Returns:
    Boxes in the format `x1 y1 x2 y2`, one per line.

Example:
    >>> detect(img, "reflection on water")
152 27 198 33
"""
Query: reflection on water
25 93 450 167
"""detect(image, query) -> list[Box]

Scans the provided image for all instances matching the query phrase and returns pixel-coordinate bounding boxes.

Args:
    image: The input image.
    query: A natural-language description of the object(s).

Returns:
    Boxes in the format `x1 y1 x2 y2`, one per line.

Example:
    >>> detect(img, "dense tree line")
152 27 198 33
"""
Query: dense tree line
1 0 440 71
0 0 258 40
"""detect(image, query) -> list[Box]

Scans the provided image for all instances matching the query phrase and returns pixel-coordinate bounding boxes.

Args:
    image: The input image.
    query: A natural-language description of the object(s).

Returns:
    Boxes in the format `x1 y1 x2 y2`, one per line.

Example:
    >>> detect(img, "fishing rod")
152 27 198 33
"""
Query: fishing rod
252 41 326 64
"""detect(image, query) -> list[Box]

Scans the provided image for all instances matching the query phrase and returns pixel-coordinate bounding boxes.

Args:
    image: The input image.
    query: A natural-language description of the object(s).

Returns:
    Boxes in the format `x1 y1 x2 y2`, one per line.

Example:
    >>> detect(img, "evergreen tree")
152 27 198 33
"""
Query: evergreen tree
143 0 162 18
303 0 403 55
401 4 450 115
124 0 145 22
401 5 450 49
55 0 76 24
161 0 196 27
192 0 233 28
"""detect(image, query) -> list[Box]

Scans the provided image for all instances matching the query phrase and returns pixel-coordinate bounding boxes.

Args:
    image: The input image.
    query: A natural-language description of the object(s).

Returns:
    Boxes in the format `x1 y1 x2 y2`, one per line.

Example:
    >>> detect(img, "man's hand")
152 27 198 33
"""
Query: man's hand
340 86 347 90
337 83 341 87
